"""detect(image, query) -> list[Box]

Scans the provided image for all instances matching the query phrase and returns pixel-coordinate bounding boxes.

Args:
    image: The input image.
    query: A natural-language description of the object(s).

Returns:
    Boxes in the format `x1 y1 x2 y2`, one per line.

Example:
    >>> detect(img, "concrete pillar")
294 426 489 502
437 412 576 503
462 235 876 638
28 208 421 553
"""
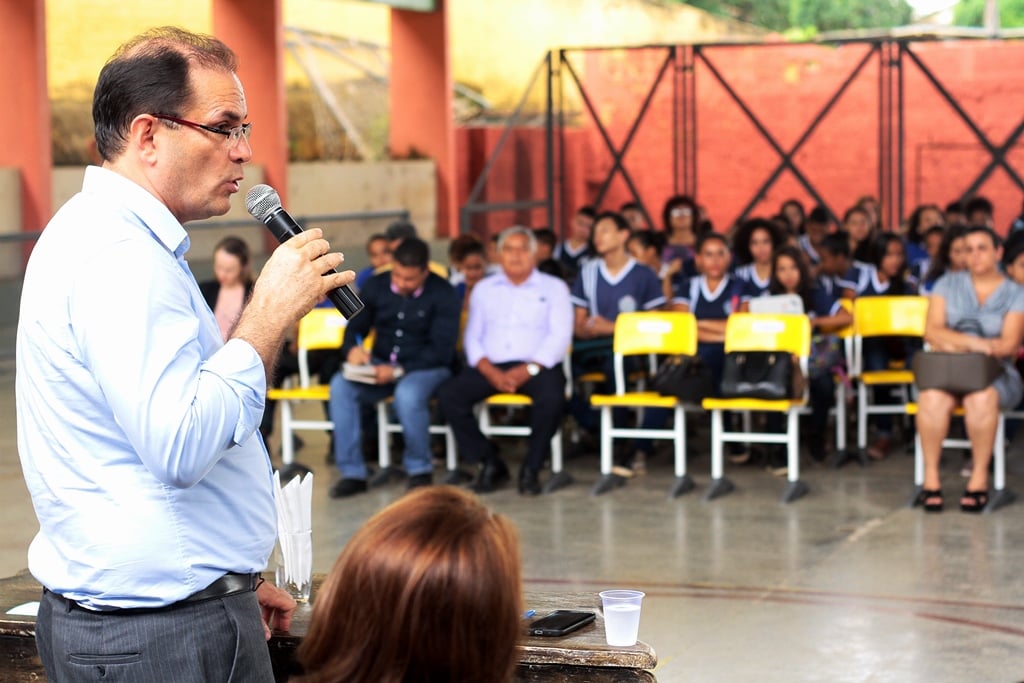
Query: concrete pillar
0 0 50 234
212 0 288 206
390 1 456 237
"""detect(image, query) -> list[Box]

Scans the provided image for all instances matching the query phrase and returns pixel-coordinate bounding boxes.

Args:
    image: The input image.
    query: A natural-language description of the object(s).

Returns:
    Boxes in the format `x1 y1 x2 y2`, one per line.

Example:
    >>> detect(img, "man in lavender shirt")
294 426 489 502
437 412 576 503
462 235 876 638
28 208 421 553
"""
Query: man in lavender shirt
438 226 574 494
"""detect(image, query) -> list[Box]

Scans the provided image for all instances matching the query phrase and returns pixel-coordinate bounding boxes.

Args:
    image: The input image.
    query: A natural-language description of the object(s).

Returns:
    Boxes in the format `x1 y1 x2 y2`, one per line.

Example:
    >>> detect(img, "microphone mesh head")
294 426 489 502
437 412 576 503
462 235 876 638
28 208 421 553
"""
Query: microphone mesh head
245 184 281 222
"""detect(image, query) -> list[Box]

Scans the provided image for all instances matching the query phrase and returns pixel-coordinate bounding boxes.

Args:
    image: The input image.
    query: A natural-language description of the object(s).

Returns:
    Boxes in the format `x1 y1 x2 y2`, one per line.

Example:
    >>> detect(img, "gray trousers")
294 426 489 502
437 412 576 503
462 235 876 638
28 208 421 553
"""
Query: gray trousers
36 588 274 682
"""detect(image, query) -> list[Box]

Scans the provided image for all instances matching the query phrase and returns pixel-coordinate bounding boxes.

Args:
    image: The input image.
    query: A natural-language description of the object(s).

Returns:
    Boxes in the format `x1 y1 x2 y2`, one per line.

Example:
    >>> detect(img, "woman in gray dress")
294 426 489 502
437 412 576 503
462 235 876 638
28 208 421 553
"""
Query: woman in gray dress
916 226 1024 512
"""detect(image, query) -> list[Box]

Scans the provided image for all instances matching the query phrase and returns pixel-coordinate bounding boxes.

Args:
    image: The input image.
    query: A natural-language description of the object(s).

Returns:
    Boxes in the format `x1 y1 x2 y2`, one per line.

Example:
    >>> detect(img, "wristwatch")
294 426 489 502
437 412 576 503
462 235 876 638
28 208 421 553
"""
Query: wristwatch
526 363 541 377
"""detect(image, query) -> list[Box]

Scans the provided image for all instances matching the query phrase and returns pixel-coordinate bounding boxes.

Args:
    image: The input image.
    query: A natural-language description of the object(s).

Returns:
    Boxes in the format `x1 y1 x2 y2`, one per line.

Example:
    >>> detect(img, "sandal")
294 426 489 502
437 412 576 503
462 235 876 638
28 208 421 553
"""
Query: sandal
960 489 989 513
915 488 943 513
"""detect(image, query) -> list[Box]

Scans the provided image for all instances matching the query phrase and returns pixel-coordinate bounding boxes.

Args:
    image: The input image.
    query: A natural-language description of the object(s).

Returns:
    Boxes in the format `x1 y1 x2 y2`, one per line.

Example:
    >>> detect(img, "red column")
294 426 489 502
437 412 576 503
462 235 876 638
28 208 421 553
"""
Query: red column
212 0 288 207
390 1 456 237
0 0 50 233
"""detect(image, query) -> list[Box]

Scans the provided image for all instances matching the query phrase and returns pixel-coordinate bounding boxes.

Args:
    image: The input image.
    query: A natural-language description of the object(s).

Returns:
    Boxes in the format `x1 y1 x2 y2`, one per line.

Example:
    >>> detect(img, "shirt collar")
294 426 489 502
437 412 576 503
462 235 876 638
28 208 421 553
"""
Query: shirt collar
82 166 189 257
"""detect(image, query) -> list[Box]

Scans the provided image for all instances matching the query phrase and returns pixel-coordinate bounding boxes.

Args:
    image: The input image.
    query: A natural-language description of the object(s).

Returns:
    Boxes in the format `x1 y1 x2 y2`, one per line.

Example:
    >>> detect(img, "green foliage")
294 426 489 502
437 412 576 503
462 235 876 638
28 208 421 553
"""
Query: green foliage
954 0 1024 27
678 0 912 32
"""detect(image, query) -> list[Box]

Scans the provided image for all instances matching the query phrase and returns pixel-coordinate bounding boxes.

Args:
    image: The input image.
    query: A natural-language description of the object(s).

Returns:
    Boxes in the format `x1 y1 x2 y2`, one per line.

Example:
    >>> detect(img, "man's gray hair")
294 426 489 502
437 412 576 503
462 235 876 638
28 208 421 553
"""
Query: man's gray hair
496 225 537 254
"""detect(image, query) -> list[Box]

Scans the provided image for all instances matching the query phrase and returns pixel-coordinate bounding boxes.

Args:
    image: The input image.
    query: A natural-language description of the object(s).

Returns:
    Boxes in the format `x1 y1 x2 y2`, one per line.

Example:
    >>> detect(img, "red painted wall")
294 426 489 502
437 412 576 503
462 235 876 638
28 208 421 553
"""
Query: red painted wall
458 39 1024 238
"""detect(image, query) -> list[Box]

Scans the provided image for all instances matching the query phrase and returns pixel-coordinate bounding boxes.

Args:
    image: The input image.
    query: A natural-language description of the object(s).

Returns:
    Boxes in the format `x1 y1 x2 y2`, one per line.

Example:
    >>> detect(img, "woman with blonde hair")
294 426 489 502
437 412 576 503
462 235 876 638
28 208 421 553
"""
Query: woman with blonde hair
298 486 523 682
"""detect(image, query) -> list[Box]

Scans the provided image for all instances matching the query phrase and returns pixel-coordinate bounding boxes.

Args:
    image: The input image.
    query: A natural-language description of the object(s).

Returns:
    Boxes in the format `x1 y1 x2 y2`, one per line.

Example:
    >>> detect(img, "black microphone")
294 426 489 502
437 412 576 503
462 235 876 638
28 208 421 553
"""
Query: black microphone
245 184 364 320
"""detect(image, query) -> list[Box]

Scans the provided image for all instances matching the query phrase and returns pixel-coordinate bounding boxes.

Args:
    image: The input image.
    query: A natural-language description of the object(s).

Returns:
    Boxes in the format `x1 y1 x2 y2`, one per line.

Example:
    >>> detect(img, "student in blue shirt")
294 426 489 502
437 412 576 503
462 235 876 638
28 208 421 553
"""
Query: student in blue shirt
817 231 874 298
860 233 919 460
554 205 596 284
732 218 784 299
920 224 968 294
749 246 851 467
670 232 752 463
569 211 665 442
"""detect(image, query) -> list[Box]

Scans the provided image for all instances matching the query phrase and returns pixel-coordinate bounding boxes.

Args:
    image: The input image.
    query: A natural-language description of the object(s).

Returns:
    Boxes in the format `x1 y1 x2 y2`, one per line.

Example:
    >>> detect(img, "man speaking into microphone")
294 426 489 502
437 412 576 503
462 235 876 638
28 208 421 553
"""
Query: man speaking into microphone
16 27 353 682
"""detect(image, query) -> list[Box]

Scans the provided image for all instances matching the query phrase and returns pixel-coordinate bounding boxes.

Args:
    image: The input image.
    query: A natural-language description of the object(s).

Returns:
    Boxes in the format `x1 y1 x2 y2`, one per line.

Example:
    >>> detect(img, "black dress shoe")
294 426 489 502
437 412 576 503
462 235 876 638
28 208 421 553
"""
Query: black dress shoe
470 459 510 494
328 478 368 499
518 468 542 496
407 472 433 490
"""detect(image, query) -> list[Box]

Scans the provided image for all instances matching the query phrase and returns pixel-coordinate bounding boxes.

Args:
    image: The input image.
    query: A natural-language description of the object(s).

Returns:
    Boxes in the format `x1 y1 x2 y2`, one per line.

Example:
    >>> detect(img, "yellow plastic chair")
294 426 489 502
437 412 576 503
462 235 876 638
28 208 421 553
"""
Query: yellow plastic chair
702 313 812 503
589 311 700 497
475 352 574 493
852 296 929 455
266 308 346 473
374 397 457 486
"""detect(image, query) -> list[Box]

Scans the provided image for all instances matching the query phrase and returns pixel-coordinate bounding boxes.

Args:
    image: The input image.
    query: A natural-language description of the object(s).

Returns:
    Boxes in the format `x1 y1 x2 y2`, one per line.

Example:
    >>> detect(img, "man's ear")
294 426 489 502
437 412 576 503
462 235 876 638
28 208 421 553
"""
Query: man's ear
129 114 160 165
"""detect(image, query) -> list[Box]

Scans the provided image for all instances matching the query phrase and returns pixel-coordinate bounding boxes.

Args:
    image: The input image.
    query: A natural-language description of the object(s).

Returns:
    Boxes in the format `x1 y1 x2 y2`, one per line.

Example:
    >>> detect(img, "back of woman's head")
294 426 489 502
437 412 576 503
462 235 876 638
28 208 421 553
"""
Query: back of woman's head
298 487 522 683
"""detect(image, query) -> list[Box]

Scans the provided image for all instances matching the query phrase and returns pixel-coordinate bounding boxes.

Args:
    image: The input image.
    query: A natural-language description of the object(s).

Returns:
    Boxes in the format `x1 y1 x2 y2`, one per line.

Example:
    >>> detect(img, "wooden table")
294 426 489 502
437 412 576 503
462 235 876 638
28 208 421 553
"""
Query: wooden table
0 570 657 682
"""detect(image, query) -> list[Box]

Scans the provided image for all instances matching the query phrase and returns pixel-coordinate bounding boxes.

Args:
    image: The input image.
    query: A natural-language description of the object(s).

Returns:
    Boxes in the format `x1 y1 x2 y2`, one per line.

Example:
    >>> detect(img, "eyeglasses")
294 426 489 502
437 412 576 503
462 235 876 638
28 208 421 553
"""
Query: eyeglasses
150 114 252 145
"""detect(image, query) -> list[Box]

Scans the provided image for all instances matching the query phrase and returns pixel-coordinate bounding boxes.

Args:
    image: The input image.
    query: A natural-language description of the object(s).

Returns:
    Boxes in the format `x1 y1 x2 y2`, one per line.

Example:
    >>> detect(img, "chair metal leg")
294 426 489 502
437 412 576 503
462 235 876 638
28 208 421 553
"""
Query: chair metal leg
599 406 614 476
857 382 869 450
543 427 573 493
376 401 391 470
591 472 628 496
544 470 574 494
908 483 924 508
669 404 694 498
985 416 1014 512
780 480 809 504
280 401 295 466
703 410 735 500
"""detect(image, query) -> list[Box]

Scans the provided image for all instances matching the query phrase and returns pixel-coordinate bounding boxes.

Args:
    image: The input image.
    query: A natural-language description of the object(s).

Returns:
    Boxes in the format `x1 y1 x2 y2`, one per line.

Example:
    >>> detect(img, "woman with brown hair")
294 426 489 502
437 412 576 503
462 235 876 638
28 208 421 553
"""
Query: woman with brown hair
297 486 523 683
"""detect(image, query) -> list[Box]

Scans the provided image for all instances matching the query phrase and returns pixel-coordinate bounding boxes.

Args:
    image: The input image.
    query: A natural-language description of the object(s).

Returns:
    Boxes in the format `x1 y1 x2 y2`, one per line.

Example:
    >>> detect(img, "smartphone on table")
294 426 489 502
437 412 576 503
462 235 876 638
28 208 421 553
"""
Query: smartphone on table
528 610 596 637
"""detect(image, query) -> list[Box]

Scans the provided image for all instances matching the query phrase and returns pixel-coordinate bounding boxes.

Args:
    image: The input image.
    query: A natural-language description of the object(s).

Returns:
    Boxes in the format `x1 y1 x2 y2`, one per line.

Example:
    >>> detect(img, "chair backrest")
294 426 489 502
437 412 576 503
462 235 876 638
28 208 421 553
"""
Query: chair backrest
612 312 698 393
613 311 698 356
723 313 812 358
296 308 346 387
853 296 929 338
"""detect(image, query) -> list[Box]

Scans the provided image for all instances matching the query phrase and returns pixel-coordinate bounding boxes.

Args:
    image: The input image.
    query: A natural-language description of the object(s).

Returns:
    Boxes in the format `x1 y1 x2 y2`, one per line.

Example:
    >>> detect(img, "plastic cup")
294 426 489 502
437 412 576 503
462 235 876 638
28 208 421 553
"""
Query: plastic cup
275 530 312 603
599 590 645 646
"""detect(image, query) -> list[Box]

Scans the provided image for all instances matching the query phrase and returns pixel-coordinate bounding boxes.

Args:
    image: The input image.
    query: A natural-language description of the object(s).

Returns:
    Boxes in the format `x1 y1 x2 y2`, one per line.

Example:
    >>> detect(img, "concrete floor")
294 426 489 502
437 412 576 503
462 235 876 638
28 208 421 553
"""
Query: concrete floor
2 358 1024 682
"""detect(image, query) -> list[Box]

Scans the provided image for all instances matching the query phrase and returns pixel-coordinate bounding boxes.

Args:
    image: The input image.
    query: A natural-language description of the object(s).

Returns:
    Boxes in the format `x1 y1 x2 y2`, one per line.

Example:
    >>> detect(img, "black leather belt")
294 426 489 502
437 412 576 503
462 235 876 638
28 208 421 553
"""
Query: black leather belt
47 572 262 614
182 572 261 604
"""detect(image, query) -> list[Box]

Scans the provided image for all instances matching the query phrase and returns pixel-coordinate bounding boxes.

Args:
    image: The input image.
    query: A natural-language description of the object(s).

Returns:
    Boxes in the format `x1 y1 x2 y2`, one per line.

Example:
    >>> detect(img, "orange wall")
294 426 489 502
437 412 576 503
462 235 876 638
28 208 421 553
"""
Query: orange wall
459 40 1024 238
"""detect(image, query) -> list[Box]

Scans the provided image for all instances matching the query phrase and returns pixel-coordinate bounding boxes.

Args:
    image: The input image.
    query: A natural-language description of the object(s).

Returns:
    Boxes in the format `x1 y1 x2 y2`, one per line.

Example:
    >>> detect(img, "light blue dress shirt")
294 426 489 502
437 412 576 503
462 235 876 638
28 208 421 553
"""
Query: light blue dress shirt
464 268 573 369
17 166 276 610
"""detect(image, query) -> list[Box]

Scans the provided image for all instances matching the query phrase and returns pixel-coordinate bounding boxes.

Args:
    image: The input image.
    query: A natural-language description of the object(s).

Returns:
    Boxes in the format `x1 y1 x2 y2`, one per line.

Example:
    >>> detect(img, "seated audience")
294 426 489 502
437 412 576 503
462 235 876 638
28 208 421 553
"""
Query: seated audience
569 212 665 438
965 195 994 228
438 226 573 495
732 218 784 298
920 224 968 294
454 240 488 308
912 224 946 283
844 205 876 263
798 205 832 269
915 227 1024 513
621 201 650 230
627 229 669 278
779 198 806 235
533 227 565 279
944 200 966 226
670 232 751 464
817 231 874 298
859 233 919 460
199 235 254 342
904 203 945 268
297 486 522 683
661 195 702 281
355 233 391 291
554 205 596 284
447 233 484 288
745 245 851 466
327 238 460 498
379 220 449 279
